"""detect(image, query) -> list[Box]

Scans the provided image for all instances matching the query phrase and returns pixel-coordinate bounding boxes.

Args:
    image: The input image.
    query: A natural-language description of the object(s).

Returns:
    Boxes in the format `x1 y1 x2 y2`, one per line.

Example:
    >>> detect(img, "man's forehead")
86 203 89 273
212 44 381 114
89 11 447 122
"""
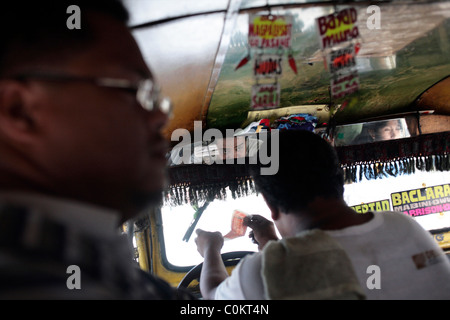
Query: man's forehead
81 11 152 79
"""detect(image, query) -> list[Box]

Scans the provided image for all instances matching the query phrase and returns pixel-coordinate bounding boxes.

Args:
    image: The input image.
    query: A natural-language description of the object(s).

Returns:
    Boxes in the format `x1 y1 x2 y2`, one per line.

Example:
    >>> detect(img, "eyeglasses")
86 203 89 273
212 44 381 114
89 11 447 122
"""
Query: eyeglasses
11 72 173 116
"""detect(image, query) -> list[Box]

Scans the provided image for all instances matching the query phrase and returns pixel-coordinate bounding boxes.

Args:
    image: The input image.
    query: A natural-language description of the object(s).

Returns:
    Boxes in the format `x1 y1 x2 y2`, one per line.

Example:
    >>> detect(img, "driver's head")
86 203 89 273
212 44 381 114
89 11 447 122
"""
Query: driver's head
250 130 344 214
0 1 169 222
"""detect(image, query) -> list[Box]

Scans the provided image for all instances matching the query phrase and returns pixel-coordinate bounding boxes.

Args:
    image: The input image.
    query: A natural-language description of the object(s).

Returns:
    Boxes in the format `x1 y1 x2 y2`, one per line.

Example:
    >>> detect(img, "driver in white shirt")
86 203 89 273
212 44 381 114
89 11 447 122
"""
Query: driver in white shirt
195 130 450 300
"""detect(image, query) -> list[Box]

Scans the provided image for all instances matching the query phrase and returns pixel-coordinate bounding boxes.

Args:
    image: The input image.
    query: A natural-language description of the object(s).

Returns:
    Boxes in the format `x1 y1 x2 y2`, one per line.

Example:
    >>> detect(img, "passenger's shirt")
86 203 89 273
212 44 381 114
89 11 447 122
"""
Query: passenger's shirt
0 192 192 299
215 211 450 299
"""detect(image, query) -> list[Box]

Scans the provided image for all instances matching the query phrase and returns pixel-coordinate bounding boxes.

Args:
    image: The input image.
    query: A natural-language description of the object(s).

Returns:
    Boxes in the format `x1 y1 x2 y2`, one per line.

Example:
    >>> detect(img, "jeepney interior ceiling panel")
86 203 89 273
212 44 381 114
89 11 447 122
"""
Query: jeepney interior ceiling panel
132 13 226 137
124 0 230 26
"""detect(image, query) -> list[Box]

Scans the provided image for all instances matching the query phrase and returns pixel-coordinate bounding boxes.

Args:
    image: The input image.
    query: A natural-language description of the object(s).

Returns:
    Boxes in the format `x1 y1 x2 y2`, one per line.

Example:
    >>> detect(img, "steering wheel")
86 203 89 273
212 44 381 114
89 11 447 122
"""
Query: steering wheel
177 251 253 290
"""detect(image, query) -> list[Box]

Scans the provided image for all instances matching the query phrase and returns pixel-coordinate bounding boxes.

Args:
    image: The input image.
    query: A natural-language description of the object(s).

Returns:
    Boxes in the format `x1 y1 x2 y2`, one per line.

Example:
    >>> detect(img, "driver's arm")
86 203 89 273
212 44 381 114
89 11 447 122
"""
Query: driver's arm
194 229 228 300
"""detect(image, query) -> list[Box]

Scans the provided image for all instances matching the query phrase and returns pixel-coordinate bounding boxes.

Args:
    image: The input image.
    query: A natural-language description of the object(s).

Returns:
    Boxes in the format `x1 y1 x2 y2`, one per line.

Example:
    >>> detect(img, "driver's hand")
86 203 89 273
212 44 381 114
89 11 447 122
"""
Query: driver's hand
195 229 224 258
243 215 278 251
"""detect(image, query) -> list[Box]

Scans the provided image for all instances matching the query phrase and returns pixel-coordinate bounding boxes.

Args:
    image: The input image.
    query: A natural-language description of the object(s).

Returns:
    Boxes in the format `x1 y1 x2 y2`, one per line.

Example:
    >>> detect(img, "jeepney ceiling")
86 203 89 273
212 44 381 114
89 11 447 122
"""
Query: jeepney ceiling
123 0 450 137
336 2 450 58
124 0 230 26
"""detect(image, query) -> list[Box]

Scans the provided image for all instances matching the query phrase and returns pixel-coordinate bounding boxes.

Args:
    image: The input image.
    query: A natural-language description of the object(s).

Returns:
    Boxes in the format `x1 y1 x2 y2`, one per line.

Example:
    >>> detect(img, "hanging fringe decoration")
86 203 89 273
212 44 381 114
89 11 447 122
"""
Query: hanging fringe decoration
165 131 450 205
341 154 450 184
164 164 257 207
337 131 450 183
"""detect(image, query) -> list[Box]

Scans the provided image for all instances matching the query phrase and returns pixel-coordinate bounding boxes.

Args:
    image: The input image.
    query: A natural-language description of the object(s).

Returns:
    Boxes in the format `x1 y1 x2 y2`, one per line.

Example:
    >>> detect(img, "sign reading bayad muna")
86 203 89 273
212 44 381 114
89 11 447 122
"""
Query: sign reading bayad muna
251 83 280 110
248 14 293 48
316 8 359 50
391 183 450 217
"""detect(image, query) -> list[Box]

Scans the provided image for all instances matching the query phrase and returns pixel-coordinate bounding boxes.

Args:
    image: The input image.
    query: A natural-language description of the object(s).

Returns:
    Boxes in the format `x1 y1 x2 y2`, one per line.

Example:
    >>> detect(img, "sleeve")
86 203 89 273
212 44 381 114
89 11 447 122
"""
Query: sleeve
214 252 266 300
214 258 246 300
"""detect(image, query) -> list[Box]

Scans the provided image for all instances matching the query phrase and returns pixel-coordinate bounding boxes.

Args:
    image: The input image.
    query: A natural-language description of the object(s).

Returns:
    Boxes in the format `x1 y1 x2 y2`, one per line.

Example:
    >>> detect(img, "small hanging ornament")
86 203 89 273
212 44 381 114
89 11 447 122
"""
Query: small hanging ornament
288 53 298 75
355 42 361 55
235 53 251 70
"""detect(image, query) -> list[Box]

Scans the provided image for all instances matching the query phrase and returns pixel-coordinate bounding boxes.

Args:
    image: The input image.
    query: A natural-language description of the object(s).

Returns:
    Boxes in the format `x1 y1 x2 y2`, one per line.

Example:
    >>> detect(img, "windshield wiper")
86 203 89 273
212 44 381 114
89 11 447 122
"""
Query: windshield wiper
182 201 210 242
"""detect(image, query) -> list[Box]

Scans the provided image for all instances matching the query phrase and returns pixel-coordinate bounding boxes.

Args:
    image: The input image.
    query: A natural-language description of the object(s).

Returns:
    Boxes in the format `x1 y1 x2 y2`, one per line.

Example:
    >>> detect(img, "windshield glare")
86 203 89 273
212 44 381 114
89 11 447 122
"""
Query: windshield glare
161 190 272 267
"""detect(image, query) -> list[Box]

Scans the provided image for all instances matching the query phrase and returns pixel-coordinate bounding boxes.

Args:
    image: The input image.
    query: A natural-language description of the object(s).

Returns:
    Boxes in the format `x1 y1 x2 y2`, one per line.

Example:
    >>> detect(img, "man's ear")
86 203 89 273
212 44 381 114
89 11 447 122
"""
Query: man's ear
261 193 280 221
0 81 37 144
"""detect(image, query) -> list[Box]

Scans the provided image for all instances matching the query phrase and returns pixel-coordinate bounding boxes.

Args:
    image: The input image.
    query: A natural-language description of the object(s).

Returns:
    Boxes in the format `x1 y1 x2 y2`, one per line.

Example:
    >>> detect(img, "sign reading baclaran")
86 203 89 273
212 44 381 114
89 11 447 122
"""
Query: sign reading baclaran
248 14 293 48
350 200 391 214
391 183 450 217
251 83 280 110
316 8 359 50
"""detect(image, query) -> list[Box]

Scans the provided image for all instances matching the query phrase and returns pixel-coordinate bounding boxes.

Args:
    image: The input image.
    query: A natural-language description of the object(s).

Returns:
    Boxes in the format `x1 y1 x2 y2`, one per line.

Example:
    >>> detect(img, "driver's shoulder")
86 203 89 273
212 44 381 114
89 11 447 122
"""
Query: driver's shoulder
233 252 266 299
223 251 263 279
238 251 263 271
215 251 265 300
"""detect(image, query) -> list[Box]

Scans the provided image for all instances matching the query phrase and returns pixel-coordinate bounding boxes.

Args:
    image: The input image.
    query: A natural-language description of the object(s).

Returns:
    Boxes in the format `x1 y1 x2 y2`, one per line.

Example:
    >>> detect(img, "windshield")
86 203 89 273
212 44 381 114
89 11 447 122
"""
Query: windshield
161 190 273 267
161 169 450 268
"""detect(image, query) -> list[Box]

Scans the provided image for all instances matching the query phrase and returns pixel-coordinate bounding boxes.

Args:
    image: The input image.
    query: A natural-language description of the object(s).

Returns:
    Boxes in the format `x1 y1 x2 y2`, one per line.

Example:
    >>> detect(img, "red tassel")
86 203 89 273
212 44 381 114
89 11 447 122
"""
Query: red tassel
355 43 361 55
288 54 297 75
235 55 250 70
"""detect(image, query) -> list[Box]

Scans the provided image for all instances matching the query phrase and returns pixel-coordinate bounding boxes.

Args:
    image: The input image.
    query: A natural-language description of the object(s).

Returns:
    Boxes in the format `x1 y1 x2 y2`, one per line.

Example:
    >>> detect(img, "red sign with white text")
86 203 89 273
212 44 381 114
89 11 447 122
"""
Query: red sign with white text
249 14 293 48
316 8 359 50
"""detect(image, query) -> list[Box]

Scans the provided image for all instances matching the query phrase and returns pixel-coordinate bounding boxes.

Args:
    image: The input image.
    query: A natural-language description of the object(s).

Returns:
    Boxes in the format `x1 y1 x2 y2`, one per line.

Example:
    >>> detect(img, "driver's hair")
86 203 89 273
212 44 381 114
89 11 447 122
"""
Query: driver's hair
250 130 344 213
0 0 129 76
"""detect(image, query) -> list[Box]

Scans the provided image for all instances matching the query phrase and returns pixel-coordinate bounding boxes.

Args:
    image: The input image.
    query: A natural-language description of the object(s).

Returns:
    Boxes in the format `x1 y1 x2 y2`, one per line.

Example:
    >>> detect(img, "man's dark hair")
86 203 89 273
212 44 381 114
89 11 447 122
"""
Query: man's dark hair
251 130 344 213
0 0 129 76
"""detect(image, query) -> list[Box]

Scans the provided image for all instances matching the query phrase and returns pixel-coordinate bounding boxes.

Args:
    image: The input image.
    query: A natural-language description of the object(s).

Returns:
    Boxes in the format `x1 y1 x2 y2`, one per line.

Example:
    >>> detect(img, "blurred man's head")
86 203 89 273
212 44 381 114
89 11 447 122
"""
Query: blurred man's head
0 1 170 222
